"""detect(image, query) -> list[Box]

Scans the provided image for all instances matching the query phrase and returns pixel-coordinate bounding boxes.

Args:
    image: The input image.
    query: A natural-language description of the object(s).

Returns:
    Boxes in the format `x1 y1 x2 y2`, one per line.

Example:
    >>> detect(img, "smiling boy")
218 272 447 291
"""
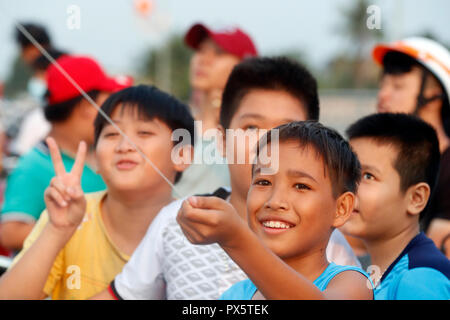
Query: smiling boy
177 121 373 299
92 57 359 300
0 85 194 299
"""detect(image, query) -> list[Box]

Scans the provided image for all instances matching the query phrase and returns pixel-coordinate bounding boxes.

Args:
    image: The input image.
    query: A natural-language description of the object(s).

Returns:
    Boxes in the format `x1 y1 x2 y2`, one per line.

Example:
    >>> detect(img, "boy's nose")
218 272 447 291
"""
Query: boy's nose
115 136 136 153
265 188 289 211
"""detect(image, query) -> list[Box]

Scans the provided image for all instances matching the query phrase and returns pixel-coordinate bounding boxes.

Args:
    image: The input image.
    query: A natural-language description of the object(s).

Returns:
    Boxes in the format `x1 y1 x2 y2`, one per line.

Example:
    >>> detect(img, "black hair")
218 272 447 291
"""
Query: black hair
94 85 195 183
382 51 450 136
382 51 420 75
15 23 51 49
257 121 361 198
31 49 67 72
346 113 441 221
220 57 320 129
43 90 100 123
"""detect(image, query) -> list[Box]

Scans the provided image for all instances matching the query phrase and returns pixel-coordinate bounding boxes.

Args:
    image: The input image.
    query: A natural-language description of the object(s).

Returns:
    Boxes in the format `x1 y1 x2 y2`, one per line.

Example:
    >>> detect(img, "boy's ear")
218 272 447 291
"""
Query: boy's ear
405 182 430 217
332 192 356 228
173 144 194 173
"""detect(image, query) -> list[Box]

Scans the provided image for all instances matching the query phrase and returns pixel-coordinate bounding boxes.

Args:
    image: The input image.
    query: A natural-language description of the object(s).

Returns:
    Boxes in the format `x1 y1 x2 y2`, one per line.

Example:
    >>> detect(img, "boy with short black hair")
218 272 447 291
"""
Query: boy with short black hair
341 113 450 299
177 121 373 299
0 55 129 251
93 56 359 300
0 85 194 299
373 38 450 247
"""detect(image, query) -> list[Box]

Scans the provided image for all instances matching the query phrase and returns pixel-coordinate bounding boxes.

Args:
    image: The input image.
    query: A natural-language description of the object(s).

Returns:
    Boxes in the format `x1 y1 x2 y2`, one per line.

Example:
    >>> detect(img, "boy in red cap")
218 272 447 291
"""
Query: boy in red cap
0 55 130 251
175 23 258 197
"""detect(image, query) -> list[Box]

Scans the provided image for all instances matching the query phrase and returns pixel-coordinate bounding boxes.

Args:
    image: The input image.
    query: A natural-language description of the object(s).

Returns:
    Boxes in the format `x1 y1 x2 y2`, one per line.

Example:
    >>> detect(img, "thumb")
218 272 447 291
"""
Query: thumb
67 185 85 202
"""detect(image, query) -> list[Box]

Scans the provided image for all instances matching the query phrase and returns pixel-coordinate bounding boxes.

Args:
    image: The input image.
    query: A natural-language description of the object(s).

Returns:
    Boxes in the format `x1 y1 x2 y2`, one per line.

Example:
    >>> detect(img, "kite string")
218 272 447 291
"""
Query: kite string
12 21 183 199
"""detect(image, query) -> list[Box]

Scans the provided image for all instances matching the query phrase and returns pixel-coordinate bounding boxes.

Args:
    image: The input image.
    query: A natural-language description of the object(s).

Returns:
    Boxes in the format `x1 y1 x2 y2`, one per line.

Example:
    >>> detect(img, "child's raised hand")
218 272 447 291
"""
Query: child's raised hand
43 137 87 232
176 196 247 249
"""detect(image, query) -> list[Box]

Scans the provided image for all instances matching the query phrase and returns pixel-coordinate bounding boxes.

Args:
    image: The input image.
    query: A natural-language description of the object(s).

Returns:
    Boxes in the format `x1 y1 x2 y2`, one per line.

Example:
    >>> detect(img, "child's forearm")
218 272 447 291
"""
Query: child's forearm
0 223 74 299
223 228 325 300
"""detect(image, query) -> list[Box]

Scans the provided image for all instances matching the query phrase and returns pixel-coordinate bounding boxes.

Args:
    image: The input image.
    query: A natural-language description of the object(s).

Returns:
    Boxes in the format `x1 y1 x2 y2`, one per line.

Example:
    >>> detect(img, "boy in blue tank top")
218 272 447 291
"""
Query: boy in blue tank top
177 121 374 299
341 113 450 300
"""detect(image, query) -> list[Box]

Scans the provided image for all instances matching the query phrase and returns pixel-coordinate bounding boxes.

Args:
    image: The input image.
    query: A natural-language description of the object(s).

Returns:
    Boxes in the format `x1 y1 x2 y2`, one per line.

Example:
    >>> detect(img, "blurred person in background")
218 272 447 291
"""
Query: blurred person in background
9 48 67 156
3 23 51 100
0 55 131 251
372 37 450 257
174 23 258 197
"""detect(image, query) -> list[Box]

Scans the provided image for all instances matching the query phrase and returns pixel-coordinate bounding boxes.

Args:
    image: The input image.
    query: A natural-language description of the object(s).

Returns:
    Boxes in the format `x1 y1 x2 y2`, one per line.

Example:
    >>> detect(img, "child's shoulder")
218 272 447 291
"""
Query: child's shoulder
399 232 450 279
379 233 450 299
220 279 257 300
315 263 372 291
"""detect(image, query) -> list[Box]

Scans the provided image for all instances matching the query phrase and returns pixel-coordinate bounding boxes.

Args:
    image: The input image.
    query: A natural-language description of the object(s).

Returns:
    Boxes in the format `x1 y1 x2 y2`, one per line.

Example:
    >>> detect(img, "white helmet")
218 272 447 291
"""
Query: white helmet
373 37 450 109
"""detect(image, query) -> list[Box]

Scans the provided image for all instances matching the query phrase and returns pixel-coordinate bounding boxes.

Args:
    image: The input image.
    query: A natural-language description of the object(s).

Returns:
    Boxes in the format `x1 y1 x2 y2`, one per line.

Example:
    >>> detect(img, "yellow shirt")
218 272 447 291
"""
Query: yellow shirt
12 191 130 300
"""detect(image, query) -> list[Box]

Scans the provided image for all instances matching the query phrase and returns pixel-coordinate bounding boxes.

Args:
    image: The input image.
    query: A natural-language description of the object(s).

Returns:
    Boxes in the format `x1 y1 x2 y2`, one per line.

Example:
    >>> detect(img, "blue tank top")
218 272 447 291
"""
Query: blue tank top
220 262 374 300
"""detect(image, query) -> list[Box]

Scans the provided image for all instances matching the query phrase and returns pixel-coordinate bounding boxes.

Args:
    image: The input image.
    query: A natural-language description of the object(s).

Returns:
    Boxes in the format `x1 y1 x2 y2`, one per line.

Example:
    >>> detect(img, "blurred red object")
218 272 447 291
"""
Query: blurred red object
0 245 10 257
134 0 154 18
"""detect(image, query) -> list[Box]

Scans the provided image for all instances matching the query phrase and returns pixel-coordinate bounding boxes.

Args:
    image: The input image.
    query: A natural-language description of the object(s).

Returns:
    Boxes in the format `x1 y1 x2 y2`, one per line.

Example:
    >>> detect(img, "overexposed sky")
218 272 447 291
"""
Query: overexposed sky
0 0 449 80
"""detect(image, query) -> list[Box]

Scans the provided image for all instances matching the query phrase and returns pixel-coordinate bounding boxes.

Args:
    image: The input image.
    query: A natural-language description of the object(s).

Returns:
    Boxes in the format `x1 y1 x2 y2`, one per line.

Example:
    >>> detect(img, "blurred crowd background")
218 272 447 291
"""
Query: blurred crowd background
0 0 449 266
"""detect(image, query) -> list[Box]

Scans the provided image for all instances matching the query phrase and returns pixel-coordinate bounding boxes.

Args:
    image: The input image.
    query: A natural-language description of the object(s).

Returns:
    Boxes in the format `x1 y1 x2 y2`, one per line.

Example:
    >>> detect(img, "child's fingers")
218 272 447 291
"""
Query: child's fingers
47 137 66 177
45 187 68 207
50 177 71 202
179 200 221 227
188 196 228 210
67 185 85 202
177 218 209 245
71 141 87 178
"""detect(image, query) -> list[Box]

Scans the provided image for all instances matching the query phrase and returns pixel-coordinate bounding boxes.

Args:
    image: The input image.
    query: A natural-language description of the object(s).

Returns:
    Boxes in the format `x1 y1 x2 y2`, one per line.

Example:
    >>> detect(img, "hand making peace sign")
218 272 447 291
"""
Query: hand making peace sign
43 137 87 231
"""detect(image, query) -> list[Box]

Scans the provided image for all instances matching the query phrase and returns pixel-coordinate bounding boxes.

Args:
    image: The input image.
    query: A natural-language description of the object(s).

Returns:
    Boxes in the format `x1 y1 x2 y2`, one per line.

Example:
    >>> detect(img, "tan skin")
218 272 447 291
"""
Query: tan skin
377 66 449 153
189 38 241 133
219 89 308 220
340 138 430 278
0 93 110 251
177 141 373 300
368 65 450 253
0 106 191 299
91 88 309 299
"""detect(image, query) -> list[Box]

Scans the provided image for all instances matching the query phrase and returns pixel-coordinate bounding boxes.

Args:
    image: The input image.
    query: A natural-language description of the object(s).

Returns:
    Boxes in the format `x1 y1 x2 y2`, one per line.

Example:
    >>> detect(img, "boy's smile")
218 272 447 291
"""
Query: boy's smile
247 141 338 260
115 158 139 171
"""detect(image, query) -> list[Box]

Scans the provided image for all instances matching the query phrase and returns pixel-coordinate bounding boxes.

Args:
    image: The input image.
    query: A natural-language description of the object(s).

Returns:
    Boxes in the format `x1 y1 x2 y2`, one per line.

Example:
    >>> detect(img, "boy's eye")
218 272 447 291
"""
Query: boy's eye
244 125 259 131
103 131 119 138
254 179 271 186
137 131 153 136
294 183 310 190
363 172 375 180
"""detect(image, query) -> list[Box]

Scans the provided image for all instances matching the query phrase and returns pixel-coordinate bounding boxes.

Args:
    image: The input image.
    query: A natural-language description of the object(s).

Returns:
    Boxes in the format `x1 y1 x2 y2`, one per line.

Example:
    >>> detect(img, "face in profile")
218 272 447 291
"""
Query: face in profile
189 37 241 92
340 138 407 241
247 141 340 261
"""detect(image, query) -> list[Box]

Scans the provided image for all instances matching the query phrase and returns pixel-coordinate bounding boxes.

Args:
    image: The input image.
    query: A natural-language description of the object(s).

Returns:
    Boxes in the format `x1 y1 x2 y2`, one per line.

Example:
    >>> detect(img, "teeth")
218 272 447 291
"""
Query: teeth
262 220 291 229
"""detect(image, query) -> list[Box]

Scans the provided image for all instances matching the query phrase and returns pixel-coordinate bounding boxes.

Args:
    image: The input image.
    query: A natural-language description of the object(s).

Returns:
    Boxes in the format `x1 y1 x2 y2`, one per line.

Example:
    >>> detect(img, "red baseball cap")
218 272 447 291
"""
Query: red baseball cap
184 23 258 59
46 55 132 105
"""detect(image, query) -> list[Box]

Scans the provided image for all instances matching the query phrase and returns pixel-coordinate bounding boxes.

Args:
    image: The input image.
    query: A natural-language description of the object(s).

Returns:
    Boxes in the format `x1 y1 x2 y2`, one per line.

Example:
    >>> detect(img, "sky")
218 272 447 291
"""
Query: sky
0 0 449 81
